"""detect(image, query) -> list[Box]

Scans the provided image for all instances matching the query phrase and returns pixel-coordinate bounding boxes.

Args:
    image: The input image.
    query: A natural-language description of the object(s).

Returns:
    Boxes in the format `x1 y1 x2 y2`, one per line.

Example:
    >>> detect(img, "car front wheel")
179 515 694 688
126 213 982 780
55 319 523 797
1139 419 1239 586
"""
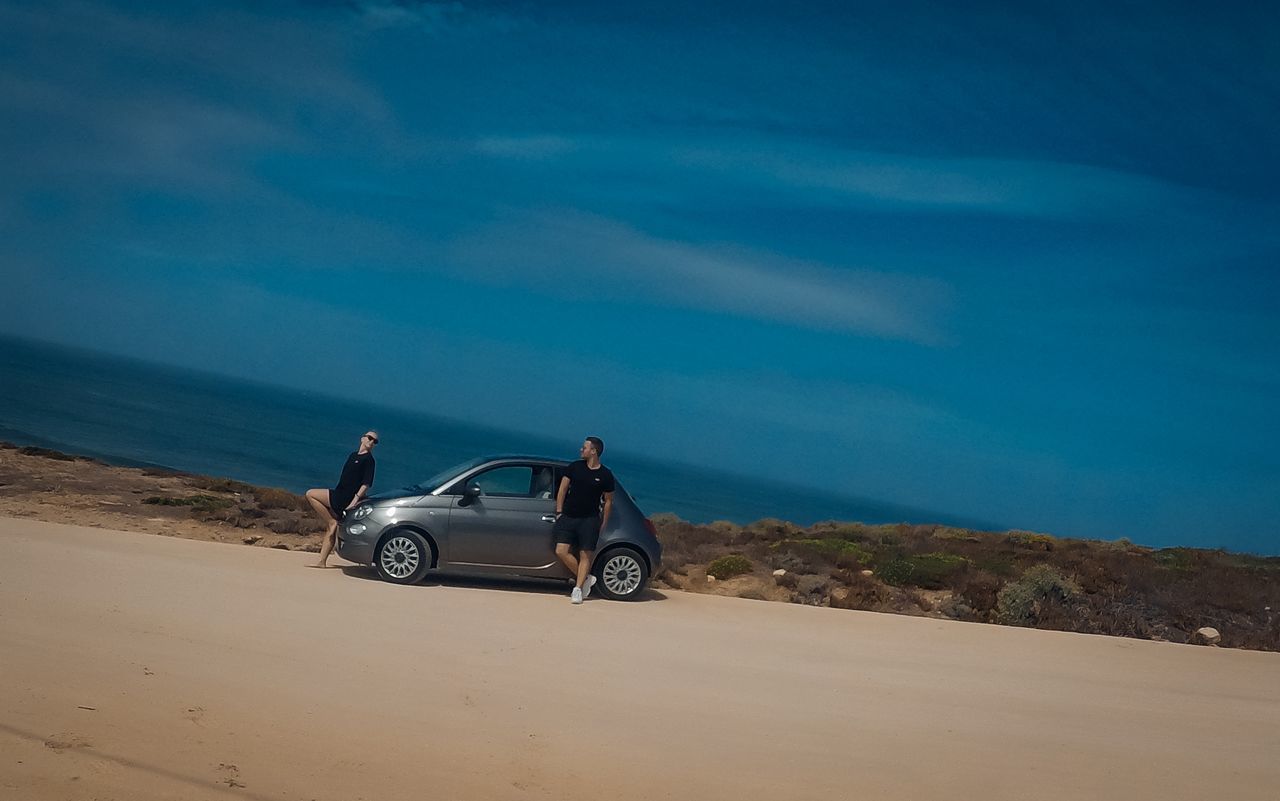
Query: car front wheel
594 546 649 600
374 530 431 585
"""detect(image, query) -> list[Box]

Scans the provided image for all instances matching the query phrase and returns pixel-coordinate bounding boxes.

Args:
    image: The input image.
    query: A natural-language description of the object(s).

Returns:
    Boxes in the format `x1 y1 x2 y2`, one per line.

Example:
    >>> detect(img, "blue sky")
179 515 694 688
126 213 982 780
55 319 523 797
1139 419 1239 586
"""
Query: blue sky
2 0 1278 551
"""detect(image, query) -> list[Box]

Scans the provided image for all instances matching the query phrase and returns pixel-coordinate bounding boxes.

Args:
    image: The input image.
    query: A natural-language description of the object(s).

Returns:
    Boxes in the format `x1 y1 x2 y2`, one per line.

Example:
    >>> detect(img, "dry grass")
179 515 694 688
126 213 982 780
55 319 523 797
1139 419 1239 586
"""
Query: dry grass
654 516 1280 651
136 473 321 535
253 486 309 512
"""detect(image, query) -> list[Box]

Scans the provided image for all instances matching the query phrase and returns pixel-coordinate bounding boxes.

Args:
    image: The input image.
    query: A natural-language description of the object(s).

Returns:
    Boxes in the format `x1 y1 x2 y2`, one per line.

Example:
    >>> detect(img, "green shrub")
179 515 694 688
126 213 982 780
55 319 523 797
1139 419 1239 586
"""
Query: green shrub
188 476 255 494
932 527 980 542
996 565 1080 625
648 512 684 525
144 495 216 507
778 538 872 563
1006 531 1056 550
143 494 233 513
909 553 970 589
706 554 753 580
808 522 872 542
876 553 969 589
1154 547 1199 572
745 518 803 540
873 528 903 547
18 446 76 461
878 558 916 586
190 495 234 512
975 555 1017 576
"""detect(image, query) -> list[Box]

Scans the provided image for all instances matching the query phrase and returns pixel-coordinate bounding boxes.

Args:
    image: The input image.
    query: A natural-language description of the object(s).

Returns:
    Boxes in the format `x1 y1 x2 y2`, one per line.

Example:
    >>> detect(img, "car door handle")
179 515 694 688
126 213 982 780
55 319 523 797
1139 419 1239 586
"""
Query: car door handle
541 515 556 522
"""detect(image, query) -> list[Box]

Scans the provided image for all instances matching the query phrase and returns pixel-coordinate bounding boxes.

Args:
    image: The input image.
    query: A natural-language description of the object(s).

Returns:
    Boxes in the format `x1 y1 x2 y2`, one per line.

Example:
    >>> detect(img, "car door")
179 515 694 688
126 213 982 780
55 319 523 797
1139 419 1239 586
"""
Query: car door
445 464 559 569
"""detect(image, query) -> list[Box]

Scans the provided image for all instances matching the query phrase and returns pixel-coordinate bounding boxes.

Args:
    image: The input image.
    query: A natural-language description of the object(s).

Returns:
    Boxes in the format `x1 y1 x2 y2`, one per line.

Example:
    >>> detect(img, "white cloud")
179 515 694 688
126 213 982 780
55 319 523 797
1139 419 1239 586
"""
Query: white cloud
357 1 465 29
449 211 950 343
474 135 579 159
465 131 1240 222
707 150 1201 220
352 1 525 34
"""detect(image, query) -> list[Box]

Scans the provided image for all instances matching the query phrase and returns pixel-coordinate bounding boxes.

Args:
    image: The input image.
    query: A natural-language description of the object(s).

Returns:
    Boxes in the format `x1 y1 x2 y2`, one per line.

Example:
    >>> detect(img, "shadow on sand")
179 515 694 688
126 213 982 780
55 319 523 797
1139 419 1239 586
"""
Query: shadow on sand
339 564 668 602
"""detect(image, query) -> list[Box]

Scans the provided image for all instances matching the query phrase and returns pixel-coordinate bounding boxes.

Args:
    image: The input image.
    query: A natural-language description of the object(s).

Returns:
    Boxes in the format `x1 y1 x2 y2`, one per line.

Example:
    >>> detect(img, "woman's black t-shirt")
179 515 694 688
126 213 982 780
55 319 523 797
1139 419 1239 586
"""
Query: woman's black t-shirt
330 451 375 514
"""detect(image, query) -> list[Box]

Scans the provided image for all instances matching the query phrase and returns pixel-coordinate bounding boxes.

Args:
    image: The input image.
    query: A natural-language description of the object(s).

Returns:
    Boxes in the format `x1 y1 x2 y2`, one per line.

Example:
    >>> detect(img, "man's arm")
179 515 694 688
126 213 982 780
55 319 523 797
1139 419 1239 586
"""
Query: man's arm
600 491 614 532
555 476 570 516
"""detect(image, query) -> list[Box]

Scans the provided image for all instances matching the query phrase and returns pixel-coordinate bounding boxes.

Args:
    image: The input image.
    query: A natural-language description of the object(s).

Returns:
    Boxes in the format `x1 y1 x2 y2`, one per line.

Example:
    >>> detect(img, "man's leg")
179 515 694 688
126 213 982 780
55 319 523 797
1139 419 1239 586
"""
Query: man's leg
576 549 594 590
577 516 600 597
555 541 579 575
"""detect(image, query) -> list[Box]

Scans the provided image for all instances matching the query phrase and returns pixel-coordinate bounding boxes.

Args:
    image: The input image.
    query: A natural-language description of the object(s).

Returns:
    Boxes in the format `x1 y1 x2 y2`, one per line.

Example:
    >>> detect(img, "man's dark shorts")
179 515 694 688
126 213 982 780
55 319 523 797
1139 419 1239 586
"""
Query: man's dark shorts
552 514 601 551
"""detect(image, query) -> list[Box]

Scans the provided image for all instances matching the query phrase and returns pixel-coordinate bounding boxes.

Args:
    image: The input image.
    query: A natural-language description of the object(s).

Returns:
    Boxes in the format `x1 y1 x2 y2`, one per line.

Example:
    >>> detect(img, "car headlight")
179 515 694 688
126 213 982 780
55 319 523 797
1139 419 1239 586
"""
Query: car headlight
346 523 367 535
351 505 374 521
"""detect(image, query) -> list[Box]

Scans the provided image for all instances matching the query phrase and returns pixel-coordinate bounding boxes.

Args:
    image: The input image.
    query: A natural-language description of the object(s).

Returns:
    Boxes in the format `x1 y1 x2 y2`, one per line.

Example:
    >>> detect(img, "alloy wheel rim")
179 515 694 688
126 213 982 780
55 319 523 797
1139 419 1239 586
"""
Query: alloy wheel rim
380 536 420 579
602 553 642 596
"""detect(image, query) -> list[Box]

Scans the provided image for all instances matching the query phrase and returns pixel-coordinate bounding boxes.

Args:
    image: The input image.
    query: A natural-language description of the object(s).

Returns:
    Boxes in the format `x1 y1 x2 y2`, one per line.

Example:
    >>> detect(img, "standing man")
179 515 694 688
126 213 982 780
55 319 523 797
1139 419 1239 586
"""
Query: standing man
306 430 378 568
553 436 615 604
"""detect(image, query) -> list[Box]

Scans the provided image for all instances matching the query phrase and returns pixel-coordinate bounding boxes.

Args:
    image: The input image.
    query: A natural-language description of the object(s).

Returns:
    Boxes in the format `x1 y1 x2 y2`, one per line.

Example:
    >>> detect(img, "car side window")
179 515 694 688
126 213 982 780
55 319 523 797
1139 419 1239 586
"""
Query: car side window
530 466 555 499
471 466 536 498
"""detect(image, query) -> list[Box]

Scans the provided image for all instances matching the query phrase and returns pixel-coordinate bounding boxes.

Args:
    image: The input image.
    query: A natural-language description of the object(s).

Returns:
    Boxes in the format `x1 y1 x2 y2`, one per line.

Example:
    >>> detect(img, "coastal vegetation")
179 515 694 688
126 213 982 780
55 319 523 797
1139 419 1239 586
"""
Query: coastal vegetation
652 515 1280 651
706 554 753 580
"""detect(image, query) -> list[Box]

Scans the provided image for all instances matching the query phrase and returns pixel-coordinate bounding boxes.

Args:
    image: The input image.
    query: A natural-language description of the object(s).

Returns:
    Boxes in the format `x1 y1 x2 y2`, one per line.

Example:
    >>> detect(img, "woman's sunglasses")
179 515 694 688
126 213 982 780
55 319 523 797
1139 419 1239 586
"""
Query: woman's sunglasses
364 434 379 444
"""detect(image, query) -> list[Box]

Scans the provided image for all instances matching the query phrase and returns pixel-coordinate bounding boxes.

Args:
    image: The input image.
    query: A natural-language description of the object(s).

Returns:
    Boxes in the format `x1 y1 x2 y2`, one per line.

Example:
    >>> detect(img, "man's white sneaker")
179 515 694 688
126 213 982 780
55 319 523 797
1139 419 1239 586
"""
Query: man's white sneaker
571 587 583 604
582 575 597 599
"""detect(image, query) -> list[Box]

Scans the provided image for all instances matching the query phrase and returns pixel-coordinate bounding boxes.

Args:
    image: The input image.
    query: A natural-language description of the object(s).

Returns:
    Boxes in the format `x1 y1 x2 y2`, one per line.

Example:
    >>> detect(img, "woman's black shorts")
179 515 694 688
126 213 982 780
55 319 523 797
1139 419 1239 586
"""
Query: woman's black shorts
329 489 354 520
552 514 601 551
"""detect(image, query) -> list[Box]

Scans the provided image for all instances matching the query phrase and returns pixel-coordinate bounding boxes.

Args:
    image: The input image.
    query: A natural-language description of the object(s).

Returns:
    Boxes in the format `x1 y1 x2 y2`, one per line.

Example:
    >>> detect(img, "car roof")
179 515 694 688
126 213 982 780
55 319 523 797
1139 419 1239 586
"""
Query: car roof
472 455 570 466
429 455 636 506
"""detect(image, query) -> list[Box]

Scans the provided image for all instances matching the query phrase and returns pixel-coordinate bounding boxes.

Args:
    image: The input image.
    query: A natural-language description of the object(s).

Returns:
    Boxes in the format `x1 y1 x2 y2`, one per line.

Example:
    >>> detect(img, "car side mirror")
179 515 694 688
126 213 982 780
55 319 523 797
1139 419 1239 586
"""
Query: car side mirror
458 483 482 507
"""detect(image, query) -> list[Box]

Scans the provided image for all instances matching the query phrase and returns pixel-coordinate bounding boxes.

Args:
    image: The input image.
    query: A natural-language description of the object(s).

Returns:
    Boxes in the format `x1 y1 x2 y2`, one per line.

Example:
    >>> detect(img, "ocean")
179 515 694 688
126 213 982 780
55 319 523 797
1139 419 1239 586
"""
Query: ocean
0 335 982 528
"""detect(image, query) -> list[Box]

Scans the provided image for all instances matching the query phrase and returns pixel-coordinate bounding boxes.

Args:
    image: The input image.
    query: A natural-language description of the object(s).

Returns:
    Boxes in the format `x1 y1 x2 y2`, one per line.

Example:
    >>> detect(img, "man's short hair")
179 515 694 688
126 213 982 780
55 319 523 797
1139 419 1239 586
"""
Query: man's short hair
586 436 605 457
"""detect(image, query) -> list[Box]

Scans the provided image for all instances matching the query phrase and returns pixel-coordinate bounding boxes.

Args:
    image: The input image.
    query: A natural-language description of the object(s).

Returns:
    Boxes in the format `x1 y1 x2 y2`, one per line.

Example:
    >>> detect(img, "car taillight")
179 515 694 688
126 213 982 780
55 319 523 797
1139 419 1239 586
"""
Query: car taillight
643 518 657 537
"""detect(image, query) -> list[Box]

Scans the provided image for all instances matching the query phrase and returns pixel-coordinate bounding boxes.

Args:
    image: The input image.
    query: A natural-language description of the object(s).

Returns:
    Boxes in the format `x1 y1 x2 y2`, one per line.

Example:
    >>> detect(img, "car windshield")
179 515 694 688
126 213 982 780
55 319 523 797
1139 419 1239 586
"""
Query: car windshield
410 456 493 493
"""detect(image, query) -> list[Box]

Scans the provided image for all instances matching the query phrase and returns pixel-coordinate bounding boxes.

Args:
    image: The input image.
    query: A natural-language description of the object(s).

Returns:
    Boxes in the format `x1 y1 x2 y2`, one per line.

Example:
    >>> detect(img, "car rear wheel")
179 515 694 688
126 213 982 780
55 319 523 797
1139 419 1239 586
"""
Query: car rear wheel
594 546 649 600
375 530 431 585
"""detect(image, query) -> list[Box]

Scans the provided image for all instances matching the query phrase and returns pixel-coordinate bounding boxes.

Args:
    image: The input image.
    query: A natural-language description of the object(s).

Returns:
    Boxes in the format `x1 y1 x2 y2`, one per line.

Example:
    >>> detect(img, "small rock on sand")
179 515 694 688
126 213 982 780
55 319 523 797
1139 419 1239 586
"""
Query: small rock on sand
772 569 787 577
242 535 263 545
1195 627 1221 645
860 569 874 577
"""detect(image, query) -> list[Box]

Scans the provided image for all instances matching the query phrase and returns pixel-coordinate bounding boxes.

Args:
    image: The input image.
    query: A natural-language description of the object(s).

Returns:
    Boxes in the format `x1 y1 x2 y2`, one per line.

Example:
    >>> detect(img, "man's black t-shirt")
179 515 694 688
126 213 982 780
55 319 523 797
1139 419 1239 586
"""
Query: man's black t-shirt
561 460 615 518
331 451 376 513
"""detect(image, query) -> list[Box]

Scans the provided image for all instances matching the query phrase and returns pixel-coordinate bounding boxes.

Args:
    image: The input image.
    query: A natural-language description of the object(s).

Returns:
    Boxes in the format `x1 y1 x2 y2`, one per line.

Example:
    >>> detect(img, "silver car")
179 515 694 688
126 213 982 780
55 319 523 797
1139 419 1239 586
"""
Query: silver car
336 455 662 600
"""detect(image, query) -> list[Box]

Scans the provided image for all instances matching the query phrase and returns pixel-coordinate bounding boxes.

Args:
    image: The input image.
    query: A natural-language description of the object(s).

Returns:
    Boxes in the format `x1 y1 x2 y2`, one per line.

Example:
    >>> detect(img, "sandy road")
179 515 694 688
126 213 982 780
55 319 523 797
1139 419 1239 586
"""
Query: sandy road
1 518 1277 801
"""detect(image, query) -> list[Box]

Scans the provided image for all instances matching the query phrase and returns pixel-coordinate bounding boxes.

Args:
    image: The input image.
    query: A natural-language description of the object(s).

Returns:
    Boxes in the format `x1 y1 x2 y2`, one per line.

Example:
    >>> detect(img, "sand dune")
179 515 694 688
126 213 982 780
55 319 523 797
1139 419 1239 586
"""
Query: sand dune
1 517 1277 800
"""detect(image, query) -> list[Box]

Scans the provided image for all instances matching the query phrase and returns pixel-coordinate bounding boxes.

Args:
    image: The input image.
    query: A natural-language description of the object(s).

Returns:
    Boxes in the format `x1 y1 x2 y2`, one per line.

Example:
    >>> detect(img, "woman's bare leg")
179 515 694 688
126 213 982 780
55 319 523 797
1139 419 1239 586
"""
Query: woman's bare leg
306 488 335 525
306 489 339 567
315 519 339 567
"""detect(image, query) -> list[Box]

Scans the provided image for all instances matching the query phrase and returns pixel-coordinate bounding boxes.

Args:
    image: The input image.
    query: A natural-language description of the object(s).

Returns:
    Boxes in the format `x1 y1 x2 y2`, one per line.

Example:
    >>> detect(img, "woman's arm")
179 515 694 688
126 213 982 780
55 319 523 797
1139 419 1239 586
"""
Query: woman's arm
347 484 371 511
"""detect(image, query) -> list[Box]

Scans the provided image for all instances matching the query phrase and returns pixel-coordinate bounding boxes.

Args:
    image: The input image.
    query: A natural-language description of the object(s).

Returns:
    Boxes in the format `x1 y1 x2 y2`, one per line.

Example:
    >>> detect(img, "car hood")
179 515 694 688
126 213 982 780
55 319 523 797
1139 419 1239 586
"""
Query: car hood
366 486 425 502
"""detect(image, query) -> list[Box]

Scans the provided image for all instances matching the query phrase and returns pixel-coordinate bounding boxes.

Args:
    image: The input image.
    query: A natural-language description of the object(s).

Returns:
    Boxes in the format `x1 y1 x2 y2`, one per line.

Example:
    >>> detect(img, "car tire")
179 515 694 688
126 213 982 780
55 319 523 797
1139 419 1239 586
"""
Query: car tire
594 546 649 600
374 529 431 585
